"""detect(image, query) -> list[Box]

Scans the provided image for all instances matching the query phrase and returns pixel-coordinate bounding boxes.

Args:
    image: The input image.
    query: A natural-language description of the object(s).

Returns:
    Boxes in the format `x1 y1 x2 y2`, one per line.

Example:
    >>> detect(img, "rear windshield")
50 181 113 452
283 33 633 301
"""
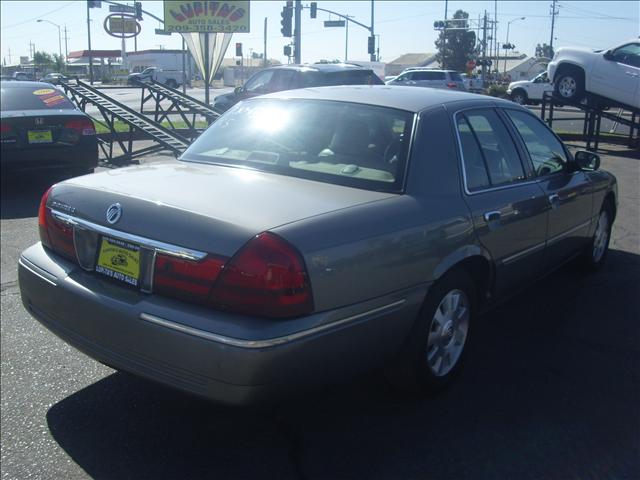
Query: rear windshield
181 98 413 193
322 70 384 86
0 86 75 111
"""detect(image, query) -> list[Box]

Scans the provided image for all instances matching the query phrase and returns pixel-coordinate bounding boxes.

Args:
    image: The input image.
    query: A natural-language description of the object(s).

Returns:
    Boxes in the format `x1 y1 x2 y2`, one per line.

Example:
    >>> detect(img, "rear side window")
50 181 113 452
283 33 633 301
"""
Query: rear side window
504 109 567 176
413 71 446 81
449 73 463 82
0 86 75 111
322 70 384 86
456 109 526 191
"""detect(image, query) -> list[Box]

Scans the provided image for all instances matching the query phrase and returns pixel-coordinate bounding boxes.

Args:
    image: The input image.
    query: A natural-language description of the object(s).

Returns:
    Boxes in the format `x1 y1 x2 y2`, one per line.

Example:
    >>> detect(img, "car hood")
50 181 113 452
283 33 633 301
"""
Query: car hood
213 92 235 103
50 161 396 256
508 80 530 89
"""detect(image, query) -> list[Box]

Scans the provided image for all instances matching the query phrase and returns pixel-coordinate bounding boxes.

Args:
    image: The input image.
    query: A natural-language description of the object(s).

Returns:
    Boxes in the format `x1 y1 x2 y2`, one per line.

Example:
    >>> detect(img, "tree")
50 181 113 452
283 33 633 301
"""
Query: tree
33 51 53 66
434 10 476 72
52 54 65 72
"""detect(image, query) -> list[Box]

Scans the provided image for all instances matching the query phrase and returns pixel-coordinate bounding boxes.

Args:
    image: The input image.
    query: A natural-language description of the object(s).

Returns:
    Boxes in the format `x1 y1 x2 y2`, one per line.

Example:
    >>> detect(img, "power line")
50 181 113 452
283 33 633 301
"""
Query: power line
1 1 75 29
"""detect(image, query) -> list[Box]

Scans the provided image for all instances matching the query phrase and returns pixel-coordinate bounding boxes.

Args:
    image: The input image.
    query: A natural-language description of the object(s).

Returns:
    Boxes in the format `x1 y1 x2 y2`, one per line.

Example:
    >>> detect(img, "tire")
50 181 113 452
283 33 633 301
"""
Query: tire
385 269 476 393
581 201 614 272
511 89 528 105
554 67 585 102
166 79 178 89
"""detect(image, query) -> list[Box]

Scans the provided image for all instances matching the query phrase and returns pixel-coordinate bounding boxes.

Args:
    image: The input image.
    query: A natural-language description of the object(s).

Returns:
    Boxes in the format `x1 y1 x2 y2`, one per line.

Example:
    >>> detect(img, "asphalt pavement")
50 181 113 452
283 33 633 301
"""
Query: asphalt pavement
1 145 639 479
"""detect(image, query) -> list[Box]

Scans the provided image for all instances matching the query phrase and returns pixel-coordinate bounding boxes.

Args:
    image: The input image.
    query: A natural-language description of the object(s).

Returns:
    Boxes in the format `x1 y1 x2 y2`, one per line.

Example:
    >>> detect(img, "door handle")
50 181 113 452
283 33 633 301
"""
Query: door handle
548 193 560 209
483 211 501 222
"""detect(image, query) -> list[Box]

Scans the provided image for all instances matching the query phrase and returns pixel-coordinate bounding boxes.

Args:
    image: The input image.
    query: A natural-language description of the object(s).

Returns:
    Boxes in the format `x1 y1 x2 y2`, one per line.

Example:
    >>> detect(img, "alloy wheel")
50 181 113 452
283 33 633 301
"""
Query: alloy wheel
426 289 470 377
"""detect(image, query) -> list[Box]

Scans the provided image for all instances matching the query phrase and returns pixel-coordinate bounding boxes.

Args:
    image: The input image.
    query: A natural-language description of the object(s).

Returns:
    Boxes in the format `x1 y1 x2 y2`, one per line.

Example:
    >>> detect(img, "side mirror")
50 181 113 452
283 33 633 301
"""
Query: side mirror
574 150 600 171
603 50 614 61
234 86 243 95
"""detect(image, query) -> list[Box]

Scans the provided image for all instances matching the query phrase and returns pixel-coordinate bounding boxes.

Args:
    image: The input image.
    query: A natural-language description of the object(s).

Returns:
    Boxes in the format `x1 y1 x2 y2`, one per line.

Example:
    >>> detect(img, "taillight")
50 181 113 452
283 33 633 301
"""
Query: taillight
65 118 96 136
447 82 458 88
211 232 313 318
38 187 53 248
38 186 76 260
0 121 12 134
154 254 227 303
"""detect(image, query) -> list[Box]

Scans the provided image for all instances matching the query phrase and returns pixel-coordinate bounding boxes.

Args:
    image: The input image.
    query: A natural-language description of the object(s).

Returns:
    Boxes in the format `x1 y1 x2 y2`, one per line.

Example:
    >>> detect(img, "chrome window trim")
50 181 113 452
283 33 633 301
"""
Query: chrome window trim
139 299 406 349
452 106 537 196
49 209 207 261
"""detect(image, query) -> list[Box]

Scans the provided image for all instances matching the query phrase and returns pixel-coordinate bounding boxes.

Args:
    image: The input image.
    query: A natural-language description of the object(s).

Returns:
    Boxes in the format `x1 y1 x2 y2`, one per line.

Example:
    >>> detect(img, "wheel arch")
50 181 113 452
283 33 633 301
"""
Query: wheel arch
432 246 494 306
553 62 586 84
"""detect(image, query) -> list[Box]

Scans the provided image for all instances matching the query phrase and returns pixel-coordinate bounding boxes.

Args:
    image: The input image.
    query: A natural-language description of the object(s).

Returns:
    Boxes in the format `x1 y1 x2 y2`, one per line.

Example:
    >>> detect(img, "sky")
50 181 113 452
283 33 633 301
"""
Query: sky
1 0 639 66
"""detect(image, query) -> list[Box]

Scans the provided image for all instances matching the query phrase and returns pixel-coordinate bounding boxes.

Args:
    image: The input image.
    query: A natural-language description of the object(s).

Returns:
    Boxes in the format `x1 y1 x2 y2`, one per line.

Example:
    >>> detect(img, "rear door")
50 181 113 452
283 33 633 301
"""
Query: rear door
454 108 549 296
503 108 594 267
412 70 447 89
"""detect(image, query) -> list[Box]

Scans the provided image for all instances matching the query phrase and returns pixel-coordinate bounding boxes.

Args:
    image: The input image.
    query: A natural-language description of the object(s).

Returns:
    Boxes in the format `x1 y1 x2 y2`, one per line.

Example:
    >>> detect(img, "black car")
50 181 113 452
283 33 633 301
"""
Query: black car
1 81 98 176
212 63 384 113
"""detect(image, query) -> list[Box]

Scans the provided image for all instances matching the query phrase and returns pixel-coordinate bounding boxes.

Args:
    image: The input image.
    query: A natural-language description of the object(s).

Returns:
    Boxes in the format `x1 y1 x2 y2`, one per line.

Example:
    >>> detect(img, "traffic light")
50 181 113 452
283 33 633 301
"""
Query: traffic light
134 1 142 20
433 20 445 29
367 36 375 55
235 42 243 57
280 5 293 37
284 45 292 57
310 2 317 18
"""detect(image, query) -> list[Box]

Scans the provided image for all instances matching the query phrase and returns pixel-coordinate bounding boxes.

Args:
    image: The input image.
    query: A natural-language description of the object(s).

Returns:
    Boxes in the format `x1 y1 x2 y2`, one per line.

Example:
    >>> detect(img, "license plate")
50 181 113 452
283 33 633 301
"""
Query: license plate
27 130 53 144
95 237 141 287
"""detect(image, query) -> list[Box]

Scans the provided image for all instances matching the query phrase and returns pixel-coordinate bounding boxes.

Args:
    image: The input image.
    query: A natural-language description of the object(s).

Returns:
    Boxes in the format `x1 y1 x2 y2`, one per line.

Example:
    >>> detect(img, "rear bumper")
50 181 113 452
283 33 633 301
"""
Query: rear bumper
19 243 427 406
1 144 98 172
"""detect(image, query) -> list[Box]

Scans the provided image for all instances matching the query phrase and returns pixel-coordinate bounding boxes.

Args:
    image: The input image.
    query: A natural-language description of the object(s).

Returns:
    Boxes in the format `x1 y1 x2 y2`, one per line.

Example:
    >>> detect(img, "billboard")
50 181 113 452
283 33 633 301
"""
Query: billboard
163 1 250 33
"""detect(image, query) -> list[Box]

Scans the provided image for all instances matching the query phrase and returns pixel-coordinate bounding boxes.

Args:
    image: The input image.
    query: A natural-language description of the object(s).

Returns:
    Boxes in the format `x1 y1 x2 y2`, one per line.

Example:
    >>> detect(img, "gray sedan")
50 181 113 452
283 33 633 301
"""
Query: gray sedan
18 86 617 405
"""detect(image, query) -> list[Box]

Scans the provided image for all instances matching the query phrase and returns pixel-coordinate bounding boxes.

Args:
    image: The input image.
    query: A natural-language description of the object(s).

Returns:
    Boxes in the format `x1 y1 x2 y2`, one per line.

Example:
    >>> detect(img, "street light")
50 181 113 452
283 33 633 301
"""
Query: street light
37 19 62 67
504 17 525 75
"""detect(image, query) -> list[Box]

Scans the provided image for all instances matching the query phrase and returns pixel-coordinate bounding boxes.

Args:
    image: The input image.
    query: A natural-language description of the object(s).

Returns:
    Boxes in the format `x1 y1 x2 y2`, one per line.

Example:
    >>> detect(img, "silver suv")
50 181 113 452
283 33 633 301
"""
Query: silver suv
386 68 467 91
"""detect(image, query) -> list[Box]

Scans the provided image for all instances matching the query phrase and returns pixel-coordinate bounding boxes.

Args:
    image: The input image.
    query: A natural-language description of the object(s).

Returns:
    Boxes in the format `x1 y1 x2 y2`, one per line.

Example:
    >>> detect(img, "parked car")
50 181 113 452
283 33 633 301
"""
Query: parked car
460 73 483 93
386 68 467 91
19 86 617 406
128 67 185 89
547 39 640 108
1 81 98 175
507 71 554 105
212 63 384 113
40 73 69 85
12 72 35 81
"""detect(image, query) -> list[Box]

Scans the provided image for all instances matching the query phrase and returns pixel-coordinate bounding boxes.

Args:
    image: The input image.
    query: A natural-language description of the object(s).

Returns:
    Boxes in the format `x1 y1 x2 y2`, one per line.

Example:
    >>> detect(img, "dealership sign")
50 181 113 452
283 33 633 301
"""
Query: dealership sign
163 1 250 33
104 13 141 38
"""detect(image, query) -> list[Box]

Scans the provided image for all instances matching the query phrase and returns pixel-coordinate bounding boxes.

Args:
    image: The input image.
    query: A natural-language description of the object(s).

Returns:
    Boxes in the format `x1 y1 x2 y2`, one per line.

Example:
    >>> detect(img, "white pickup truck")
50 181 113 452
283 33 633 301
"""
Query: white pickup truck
127 67 185 89
507 72 553 105
547 39 640 109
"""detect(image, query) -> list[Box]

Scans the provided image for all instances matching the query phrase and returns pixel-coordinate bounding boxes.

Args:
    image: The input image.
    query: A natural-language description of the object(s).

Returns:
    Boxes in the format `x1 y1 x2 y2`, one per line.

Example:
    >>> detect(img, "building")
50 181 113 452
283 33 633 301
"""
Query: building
384 53 438 76
124 49 196 75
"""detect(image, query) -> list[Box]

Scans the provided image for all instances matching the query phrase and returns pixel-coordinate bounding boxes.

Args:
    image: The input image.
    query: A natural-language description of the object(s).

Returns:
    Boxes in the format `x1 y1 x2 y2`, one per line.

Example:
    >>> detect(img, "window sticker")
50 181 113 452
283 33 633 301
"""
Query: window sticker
32 88 68 108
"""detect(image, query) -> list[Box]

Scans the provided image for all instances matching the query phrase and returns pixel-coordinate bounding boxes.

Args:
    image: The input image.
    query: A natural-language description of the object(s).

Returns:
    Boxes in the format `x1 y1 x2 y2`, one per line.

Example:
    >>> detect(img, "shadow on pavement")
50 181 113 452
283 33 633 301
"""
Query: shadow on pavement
46 250 640 479
1 172 72 220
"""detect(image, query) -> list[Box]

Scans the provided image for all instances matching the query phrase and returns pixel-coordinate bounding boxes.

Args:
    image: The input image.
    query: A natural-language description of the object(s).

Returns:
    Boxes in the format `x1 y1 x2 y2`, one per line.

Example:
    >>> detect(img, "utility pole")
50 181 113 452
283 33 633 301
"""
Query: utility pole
481 11 487 86
87 1 93 85
549 0 558 53
442 0 448 69
294 0 301 63
494 0 498 69
7 47 12 65
370 0 375 61
64 25 69 63
263 17 268 67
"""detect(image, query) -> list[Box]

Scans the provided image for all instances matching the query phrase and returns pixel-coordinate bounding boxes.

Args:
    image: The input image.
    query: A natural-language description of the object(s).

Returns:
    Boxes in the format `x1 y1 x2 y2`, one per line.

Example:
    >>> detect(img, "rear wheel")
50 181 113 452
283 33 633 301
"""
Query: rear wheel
386 269 476 393
554 67 585 102
581 202 613 271
166 79 178 89
511 89 528 105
